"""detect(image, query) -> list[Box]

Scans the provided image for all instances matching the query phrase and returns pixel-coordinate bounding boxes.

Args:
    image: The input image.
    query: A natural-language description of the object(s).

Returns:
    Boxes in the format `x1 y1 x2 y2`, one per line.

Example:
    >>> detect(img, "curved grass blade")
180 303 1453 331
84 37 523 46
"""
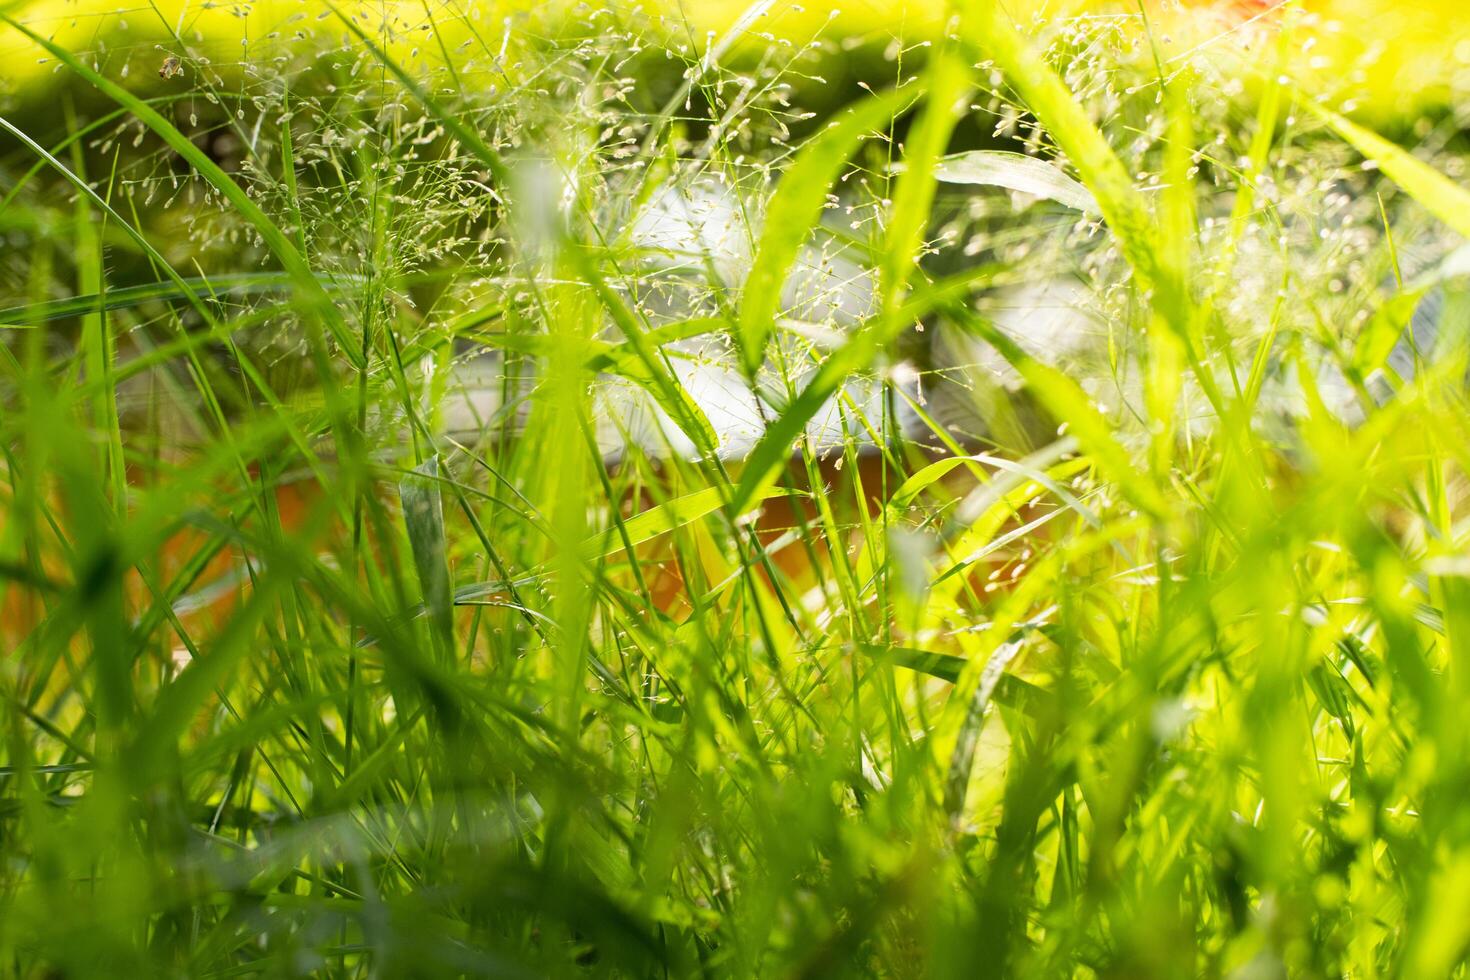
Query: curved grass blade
943 638 1025 821
0 113 212 323
945 303 1167 519
737 87 915 375
638 0 779 157
584 485 786 562
878 48 971 318
932 149 1099 214
731 51 972 514
958 8 1188 325
856 643 1049 715
0 100 171 214
1 15 360 364
581 271 721 456
127 570 286 787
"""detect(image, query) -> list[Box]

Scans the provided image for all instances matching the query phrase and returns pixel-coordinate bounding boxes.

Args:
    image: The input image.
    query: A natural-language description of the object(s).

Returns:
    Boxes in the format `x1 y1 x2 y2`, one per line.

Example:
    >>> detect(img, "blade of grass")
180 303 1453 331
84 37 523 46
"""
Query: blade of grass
931 149 1099 214
945 303 1167 519
731 48 972 514
0 273 351 325
400 458 454 657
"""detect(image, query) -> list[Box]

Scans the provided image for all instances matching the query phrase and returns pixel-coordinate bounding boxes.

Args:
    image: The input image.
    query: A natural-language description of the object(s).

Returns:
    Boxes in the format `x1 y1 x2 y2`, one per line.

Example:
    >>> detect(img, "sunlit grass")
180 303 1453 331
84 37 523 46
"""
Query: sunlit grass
5 0 1468 110
1 0 1469 976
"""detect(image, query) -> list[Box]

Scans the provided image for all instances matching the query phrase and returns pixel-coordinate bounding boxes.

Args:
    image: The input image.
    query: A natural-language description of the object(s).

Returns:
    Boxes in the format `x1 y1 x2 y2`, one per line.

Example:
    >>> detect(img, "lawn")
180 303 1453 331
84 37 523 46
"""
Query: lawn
1 1 1469 976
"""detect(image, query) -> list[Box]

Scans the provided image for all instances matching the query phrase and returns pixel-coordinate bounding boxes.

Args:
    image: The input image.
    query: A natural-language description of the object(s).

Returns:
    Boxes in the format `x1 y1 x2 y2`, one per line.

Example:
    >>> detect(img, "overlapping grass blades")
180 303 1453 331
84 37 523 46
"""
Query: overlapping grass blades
2 1 1469 976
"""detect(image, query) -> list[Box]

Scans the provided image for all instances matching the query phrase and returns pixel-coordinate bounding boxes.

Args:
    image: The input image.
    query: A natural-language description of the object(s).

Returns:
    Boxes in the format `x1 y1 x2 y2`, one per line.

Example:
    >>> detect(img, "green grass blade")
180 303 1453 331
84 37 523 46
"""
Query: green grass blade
737 87 914 375
1 15 360 364
584 485 785 561
0 273 345 325
958 8 1187 322
1306 101 1470 239
932 149 1099 214
731 50 971 514
945 303 1167 518
400 458 454 655
878 47 971 318
325 1 510 186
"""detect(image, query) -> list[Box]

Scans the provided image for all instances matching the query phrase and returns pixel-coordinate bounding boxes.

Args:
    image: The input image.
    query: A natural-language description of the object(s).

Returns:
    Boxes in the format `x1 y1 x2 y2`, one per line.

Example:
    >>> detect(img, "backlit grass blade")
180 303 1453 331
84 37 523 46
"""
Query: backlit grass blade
943 638 1024 820
583 485 785 561
1305 100 1470 239
578 260 722 457
737 87 914 375
878 46 971 318
732 47 971 513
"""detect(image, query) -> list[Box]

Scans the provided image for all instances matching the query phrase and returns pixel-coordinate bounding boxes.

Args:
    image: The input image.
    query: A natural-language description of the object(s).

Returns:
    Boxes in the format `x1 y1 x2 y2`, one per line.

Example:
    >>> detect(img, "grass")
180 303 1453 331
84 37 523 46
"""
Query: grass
1 1 1470 976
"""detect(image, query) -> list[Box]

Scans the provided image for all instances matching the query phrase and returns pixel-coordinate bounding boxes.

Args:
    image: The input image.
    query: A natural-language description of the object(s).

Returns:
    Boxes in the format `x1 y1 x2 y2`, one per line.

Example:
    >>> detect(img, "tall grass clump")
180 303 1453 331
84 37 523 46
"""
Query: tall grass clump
2 0 1470 975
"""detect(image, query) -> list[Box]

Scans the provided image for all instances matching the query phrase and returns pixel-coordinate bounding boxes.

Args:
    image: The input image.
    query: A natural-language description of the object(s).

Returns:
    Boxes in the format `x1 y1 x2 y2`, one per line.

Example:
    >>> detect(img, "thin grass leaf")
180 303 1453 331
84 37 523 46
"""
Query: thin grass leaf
944 638 1025 821
856 643 1049 712
931 149 1099 214
1 16 360 363
958 8 1189 325
1306 100 1470 239
585 485 786 561
731 52 972 514
878 46 971 317
1356 287 1430 378
400 458 454 654
946 304 1167 518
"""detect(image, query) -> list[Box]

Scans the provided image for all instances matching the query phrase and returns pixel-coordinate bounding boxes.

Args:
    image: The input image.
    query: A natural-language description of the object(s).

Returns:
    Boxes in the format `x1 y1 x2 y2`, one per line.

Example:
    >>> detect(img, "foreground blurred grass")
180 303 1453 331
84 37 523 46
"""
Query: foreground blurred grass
2 0 1470 977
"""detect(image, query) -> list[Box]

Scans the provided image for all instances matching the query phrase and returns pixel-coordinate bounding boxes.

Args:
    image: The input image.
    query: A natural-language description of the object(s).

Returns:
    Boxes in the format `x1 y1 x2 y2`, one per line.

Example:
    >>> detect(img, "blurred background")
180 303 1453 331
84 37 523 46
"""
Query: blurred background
4 0 1469 111
5 0 1467 424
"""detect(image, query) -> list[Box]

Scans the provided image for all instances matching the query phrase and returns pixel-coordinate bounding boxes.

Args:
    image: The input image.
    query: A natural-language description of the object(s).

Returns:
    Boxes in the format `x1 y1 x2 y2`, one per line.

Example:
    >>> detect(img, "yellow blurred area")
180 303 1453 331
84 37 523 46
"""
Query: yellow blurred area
0 1 543 85
680 0 1470 112
1 0 1466 112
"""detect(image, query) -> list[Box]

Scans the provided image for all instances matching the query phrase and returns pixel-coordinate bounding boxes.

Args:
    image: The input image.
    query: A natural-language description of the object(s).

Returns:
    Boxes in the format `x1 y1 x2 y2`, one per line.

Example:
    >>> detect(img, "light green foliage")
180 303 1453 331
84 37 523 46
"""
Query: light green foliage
0 3 1468 978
